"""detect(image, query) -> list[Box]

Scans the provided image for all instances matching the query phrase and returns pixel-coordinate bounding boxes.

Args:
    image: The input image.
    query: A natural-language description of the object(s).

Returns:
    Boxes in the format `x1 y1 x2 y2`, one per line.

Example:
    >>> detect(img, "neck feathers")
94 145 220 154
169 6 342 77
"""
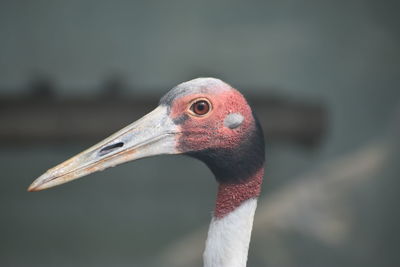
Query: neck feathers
203 198 258 267
215 167 264 218
203 166 264 267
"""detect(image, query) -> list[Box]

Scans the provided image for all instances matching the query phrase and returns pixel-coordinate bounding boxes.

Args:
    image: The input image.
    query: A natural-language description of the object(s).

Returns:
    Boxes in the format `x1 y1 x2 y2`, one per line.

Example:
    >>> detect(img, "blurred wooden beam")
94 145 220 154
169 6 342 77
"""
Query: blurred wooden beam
0 95 327 148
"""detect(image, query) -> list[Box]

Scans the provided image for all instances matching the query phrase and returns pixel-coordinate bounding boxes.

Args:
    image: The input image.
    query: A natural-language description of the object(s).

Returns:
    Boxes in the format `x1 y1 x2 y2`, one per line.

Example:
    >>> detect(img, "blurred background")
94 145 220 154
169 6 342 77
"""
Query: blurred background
1 1 399 266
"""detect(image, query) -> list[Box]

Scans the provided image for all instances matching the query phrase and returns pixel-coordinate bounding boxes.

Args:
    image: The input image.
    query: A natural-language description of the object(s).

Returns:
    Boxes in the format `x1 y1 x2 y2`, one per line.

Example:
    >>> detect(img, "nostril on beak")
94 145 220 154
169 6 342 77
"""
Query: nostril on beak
99 142 124 156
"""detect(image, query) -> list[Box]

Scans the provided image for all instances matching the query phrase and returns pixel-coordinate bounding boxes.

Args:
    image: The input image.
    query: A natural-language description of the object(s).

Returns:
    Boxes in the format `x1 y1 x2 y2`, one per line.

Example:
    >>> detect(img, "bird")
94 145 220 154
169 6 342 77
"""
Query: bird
28 77 265 267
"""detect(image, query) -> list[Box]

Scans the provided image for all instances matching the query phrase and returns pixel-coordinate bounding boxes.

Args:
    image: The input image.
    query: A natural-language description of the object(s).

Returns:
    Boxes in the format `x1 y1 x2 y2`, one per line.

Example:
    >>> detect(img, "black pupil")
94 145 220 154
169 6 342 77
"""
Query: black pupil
197 102 206 111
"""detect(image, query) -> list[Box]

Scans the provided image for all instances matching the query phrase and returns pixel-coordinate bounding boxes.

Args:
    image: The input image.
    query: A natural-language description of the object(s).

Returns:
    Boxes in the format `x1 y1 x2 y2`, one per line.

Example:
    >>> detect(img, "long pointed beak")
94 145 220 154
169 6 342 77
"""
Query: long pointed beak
28 106 179 192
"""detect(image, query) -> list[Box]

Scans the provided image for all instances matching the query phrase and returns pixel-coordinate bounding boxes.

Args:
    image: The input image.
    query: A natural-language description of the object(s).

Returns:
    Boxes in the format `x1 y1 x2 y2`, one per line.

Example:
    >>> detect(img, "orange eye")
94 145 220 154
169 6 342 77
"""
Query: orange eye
190 100 210 116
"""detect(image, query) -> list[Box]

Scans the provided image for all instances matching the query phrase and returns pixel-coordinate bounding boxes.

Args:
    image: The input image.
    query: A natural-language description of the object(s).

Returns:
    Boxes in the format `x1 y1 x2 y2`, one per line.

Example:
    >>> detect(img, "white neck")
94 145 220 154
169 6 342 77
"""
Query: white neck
203 198 258 267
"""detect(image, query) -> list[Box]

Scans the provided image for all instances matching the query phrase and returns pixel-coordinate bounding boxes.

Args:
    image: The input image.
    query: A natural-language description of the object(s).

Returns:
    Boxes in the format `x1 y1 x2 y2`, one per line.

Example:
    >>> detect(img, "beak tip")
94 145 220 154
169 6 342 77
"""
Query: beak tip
27 183 40 192
27 177 46 192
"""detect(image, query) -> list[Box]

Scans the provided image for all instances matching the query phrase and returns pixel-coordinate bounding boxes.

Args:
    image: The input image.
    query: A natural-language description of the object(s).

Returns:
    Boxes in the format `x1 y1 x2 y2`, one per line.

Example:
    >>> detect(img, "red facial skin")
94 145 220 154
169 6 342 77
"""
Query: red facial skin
170 89 253 151
169 88 264 218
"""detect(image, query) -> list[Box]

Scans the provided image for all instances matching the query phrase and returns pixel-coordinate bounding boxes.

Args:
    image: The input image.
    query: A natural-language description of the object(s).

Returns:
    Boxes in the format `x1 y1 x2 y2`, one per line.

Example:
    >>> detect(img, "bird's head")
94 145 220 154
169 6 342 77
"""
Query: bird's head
28 78 264 191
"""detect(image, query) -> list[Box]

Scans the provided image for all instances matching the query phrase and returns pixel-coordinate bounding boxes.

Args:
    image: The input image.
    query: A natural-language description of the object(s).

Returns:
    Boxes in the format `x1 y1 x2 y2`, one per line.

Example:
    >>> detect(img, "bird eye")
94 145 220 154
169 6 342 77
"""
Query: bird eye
190 99 211 116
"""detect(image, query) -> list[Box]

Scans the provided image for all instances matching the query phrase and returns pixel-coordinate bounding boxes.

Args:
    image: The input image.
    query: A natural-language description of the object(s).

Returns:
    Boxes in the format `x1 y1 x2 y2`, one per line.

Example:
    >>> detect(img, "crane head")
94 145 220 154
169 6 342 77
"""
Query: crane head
28 77 264 191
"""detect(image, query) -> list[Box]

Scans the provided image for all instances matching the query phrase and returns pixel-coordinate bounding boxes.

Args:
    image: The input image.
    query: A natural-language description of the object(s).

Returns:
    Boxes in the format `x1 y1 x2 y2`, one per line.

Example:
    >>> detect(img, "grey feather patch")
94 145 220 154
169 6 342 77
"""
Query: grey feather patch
224 113 244 129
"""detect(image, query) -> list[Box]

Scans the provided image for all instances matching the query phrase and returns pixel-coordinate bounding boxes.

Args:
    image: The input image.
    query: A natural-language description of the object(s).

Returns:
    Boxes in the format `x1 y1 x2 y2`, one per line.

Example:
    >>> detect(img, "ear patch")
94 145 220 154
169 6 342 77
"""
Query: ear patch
224 113 244 129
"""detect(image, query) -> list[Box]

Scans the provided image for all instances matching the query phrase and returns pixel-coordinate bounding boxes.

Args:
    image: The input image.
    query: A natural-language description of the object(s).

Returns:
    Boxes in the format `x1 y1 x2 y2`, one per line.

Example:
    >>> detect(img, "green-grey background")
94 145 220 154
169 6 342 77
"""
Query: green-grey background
1 1 399 266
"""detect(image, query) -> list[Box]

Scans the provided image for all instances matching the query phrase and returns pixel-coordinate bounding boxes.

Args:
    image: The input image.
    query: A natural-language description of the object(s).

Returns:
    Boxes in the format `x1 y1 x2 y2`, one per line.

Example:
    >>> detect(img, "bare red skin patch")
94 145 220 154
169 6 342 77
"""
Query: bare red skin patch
171 89 254 152
214 167 264 218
